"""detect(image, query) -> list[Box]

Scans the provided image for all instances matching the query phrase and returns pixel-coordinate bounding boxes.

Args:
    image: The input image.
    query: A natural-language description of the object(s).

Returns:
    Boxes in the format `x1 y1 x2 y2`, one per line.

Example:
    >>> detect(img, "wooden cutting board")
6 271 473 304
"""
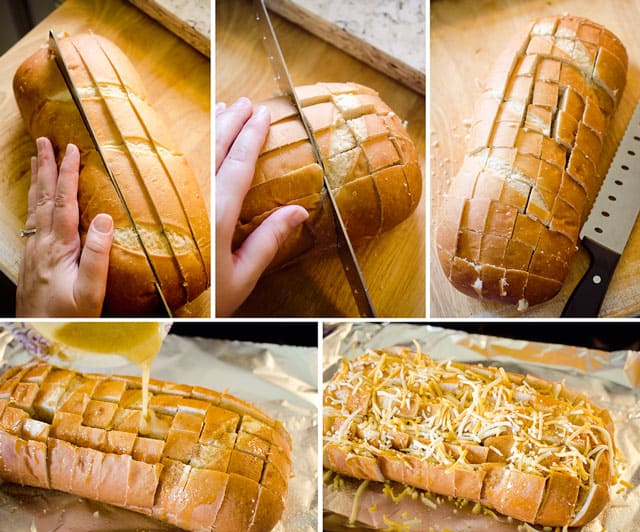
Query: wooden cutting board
431 0 640 318
0 0 210 317
216 0 425 317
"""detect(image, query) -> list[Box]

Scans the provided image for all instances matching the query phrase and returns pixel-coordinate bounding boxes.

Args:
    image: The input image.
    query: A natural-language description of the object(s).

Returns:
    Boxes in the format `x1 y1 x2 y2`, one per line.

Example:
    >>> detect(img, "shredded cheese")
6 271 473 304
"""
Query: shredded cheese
324 347 616 504
349 479 369 525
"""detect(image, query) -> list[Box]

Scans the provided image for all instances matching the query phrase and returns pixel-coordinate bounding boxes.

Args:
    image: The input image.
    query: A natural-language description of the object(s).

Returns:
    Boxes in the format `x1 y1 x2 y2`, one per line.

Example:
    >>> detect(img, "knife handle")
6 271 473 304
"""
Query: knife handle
561 237 620 317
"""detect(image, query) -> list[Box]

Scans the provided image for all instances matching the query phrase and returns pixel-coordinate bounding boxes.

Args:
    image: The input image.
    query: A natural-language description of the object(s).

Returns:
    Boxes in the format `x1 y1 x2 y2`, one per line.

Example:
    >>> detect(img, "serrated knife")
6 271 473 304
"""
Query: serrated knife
48 30 173 317
562 101 640 317
253 0 377 317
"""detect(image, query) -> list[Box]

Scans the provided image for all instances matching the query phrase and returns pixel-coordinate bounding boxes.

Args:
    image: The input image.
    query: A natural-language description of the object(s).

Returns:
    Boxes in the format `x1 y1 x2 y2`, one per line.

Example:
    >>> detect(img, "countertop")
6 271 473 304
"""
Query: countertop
267 0 425 93
282 0 424 73
127 0 210 56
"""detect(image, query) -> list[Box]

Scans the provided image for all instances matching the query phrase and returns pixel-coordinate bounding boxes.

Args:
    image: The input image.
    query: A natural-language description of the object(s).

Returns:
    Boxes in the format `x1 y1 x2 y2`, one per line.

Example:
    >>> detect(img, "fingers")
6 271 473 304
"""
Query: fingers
25 156 38 228
233 205 308 291
74 213 113 313
27 156 37 215
34 137 58 235
53 144 81 243
215 97 254 172
216 102 227 115
216 104 271 238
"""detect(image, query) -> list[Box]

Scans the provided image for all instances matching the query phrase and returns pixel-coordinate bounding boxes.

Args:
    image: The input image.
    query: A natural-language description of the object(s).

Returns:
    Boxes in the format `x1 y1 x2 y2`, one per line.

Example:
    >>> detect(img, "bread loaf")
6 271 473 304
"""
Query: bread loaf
323 348 616 526
233 82 422 268
13 33 210 316
0 361 290 531
436 16 628 309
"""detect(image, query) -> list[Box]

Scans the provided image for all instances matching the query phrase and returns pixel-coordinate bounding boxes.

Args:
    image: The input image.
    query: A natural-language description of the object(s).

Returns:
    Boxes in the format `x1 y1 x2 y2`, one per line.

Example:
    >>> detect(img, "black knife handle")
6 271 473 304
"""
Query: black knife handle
561 237 620 317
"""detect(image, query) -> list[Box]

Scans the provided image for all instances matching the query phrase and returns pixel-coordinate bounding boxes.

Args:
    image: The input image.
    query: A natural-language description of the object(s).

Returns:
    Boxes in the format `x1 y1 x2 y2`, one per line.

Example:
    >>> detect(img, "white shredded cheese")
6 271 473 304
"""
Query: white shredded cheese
324 347 615 498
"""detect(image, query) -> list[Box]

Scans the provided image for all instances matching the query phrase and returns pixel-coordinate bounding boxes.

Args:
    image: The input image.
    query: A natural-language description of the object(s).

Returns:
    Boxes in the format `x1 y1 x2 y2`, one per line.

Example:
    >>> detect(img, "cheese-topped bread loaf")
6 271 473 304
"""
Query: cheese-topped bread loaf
323 347 616 526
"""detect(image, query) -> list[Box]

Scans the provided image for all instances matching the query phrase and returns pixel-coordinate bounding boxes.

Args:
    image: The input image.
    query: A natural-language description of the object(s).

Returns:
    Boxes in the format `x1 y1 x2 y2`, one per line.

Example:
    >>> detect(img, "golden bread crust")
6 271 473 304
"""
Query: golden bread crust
436 15 628 307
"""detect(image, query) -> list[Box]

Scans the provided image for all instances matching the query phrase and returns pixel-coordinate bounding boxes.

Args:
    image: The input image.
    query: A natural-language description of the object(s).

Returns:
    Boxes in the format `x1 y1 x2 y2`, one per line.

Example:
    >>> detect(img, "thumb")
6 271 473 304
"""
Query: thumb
234 205 308 290
75 213 114 313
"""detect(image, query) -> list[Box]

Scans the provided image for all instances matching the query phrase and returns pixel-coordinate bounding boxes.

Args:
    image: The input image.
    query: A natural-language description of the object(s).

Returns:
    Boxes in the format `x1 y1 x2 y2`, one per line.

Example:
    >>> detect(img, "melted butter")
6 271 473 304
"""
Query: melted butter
37 322 164 418
52 323 162 364
141 363 151 419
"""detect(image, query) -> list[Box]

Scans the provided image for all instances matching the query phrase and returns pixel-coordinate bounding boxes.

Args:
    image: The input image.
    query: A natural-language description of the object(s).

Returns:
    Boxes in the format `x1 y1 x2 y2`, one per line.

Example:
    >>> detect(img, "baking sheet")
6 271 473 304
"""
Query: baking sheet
0 324 318 532
322 322 640 531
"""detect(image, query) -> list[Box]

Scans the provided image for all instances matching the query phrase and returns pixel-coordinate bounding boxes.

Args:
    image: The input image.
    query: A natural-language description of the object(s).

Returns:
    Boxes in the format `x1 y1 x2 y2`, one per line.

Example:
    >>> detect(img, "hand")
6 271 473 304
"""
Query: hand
16 137 114 317
215 97 308 317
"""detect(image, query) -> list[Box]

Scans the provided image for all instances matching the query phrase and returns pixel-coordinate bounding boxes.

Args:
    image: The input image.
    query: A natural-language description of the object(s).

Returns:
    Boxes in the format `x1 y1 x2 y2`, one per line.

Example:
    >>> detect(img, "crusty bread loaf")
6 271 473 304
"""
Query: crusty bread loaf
233 82 422 268
436 15 628 309
323 348 616 526
13 33 210 316
0 361 290 531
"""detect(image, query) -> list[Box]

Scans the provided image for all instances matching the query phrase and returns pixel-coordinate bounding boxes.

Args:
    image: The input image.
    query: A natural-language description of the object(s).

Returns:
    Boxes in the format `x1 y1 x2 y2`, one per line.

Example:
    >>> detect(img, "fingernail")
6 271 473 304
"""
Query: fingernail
65 143 75 156
233 96 251 109
216 102 227 113
36 137 47 152
292 206 309 225
254 105 270 120
93 213 113 233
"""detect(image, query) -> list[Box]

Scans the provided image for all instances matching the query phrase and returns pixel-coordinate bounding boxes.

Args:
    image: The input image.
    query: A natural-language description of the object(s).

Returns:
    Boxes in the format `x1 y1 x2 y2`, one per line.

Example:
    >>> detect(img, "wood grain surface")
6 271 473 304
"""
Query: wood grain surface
431 0 640 317
216 0 426 317
0 0 210 317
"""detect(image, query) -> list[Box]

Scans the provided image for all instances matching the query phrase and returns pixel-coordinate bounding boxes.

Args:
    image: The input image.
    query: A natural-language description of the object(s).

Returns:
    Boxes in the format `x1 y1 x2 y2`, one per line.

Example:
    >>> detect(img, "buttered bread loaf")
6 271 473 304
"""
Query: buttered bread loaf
0 361 291 531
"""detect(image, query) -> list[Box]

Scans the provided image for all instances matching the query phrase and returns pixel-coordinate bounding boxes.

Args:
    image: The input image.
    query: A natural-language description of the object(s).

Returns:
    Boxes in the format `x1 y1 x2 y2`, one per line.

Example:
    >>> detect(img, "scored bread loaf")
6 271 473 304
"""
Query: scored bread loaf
323 348 616 526
233 82 422 268
436 15 628 309
0 361 291 531
13 33 210 316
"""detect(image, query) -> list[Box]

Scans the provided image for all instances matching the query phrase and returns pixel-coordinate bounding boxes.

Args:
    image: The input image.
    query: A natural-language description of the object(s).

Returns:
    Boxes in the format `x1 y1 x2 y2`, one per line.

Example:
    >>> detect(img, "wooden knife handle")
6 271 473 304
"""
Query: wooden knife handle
561 237 620 318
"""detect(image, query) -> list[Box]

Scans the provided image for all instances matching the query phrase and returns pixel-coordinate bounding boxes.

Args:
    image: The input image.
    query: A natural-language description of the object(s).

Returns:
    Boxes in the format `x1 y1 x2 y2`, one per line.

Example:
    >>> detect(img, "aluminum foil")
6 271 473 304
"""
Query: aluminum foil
322 322 640 531
0 325 318 532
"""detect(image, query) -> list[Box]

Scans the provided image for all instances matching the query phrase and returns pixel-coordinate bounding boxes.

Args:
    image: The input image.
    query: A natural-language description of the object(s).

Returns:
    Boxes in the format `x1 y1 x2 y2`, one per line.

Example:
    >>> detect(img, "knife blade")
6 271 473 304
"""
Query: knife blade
48 30 173 317
561 100 640 317
253 0 377 317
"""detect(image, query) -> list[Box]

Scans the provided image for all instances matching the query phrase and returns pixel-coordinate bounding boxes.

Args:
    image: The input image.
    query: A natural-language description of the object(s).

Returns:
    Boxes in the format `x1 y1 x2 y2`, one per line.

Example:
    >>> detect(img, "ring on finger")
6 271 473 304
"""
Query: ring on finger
19 227 37 238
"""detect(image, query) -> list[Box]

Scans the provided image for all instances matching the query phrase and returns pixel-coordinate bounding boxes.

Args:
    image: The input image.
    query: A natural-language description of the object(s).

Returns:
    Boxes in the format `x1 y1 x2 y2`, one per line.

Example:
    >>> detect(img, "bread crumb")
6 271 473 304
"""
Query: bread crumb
517 298 529 312
499 277 509 296
472 278 483 296
462 119 473 128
